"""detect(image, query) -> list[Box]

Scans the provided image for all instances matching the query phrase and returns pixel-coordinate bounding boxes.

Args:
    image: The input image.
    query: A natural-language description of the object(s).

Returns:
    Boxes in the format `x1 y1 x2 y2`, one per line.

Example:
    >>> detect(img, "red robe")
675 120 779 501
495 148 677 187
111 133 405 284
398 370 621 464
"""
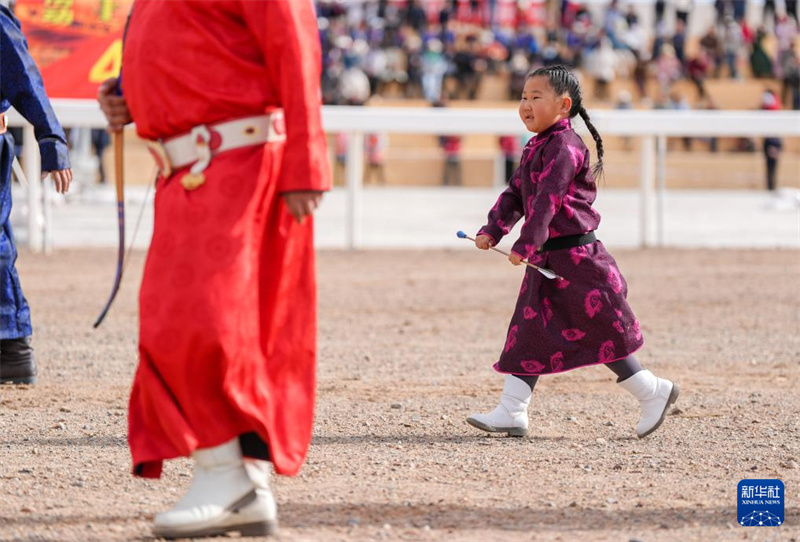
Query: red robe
121 0 330 478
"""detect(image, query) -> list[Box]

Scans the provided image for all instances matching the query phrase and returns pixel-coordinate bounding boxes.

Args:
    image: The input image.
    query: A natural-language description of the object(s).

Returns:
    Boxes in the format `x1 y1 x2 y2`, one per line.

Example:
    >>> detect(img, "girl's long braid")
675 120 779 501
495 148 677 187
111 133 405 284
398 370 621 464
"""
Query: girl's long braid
578 107 604 180
527 65 605 180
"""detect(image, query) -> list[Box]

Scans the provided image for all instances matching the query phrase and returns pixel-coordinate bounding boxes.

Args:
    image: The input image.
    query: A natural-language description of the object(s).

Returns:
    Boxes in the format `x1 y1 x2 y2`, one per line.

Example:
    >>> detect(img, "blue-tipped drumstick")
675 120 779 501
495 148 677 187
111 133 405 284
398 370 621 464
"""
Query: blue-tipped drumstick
457 231 563 280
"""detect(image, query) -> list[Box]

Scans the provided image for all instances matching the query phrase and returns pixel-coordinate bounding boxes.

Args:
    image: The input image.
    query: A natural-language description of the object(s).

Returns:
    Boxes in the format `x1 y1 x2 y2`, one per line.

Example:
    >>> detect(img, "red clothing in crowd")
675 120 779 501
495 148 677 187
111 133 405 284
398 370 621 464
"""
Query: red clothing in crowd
499 135 521 157
441 135 462 158
122 0 330 478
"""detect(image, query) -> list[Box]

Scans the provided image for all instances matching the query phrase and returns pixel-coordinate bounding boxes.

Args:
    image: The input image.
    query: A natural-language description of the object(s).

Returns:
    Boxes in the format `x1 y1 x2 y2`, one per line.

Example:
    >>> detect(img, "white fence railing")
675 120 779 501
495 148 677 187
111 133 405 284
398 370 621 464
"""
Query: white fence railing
8 102 800 251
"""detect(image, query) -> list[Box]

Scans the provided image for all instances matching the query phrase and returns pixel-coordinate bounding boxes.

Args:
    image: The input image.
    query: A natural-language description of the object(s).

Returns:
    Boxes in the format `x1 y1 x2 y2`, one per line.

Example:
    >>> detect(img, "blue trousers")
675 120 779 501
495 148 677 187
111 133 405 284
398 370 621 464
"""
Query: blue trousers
0 132 32 340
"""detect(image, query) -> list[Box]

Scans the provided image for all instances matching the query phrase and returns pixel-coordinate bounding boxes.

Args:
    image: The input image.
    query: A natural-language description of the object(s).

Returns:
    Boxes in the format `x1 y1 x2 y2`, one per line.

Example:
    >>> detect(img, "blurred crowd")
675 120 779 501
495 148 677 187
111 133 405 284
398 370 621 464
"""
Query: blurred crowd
318 0 800 111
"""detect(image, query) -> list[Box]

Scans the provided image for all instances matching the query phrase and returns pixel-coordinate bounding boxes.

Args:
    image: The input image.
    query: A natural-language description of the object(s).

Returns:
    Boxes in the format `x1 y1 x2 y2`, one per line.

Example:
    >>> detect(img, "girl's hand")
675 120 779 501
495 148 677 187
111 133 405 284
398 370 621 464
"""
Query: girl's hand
475 234 494 250
43 169 73 194
508 252 523 266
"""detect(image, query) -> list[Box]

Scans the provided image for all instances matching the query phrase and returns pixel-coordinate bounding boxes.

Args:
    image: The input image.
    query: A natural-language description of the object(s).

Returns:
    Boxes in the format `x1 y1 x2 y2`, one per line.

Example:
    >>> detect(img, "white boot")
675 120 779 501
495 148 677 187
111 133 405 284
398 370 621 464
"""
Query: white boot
153 438 278 539
244 459 277 510
466 375 532 437
618 369 680 438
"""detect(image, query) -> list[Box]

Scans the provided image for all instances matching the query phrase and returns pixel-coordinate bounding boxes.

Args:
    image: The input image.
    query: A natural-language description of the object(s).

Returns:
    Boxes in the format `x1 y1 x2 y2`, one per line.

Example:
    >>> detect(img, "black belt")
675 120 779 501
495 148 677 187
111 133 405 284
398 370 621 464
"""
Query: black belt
541 231 596 252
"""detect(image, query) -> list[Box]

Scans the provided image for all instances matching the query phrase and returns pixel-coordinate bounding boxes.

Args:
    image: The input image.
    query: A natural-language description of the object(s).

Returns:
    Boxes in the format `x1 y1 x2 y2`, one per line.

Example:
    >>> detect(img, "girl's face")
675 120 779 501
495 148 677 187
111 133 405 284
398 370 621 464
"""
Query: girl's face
518 76 572 134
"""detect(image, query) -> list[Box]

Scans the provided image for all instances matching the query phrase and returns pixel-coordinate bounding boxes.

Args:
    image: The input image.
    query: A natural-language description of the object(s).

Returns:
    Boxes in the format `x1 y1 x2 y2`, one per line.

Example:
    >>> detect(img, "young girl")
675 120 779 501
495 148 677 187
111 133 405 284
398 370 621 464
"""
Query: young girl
467 66 678 439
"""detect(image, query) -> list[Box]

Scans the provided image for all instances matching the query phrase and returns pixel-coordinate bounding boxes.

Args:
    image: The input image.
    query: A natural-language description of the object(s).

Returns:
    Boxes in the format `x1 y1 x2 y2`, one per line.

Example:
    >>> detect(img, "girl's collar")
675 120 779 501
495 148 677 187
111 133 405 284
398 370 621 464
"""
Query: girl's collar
535 117 572 139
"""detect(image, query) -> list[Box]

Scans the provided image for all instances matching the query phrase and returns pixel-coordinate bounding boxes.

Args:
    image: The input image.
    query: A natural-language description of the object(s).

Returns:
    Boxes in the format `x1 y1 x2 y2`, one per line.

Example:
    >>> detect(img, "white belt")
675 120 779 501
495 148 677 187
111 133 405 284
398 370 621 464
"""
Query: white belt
145 111 286 189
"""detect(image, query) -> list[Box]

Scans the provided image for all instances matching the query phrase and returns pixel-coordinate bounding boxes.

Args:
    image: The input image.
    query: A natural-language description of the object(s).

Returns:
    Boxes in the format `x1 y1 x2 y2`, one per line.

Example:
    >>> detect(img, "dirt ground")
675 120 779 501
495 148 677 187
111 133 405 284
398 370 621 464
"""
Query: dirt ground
1 247 798 542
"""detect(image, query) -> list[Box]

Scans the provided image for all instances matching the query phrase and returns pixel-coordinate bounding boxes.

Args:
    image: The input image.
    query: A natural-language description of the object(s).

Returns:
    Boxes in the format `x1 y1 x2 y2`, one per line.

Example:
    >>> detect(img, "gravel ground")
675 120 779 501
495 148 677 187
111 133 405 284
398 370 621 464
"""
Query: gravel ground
1 247 798 542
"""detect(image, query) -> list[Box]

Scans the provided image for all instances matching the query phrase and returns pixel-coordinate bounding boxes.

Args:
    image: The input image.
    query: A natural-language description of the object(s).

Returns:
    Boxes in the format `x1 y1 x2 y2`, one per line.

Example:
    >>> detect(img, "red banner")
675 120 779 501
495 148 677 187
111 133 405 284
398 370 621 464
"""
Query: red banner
14 0 133 99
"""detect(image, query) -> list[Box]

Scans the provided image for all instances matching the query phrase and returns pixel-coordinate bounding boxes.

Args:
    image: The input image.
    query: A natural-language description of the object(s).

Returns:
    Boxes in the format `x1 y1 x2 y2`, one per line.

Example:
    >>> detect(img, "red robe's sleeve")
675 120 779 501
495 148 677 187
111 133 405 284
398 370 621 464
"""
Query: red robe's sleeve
240 0 331 193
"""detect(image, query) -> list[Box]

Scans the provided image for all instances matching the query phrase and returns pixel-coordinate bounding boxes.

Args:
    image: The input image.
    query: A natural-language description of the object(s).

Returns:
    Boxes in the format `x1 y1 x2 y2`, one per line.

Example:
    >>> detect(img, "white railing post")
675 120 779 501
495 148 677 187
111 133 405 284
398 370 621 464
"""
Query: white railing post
656 135 667 247
639 135 656 248
42 173 53 254
70 127 96 188
493 150 506 188
22 124 43 253
345 131 364 250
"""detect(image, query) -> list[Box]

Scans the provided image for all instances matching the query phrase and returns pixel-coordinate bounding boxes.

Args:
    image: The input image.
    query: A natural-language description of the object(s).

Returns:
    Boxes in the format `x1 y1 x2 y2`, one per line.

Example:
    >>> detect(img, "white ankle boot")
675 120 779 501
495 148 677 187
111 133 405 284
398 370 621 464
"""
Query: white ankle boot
618 369 680 438
466 375 532 437
153 438 278 539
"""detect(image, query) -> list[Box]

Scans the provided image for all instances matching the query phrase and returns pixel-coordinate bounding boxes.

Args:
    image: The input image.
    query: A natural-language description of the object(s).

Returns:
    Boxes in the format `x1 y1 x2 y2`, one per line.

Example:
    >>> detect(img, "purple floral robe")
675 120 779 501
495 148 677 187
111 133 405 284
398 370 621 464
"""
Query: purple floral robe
478 118 643 375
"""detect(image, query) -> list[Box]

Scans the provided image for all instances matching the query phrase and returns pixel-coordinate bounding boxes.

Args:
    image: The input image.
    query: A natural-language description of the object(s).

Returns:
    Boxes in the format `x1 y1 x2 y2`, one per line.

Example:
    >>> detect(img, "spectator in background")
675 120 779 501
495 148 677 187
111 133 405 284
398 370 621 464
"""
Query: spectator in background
422 39 448 104
498 134 519 183
404 33 424 99
688 49 711 98
764 0 777 29
452 34 484 100
740 17 755 50
334 132 348 186
652 17 667 62
382 39 409 94
585 35 616 101
699 96 719 152
615 89 634 150
560 0 581 29
624 5 638 28
669 90 693 151
91 128 110 184
440 133 463 186
714 0 730 27
406 0 426 32
321 33 346 105
508 48 531 100
669 90 691 111
541 34 565 66
620 16 649 101
436 99 462 186
654 0 666 25
515 23 538 57
750 27 774 78
722 17 744 78
364 132 388 185
603 0 626 49
672 19 688 72
632 51 650 102
656 44 682 94
788 0 799 22
439 0 452 29
732 0 746 22
782 47 800 109
761 89 782 191
700 25 723 77
339 51 371 105
620 6 646 53
775 14 799 75
675 0 693 26
483 30 510 74
566 8 593 67
364 37 388 96
653 87 671 110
